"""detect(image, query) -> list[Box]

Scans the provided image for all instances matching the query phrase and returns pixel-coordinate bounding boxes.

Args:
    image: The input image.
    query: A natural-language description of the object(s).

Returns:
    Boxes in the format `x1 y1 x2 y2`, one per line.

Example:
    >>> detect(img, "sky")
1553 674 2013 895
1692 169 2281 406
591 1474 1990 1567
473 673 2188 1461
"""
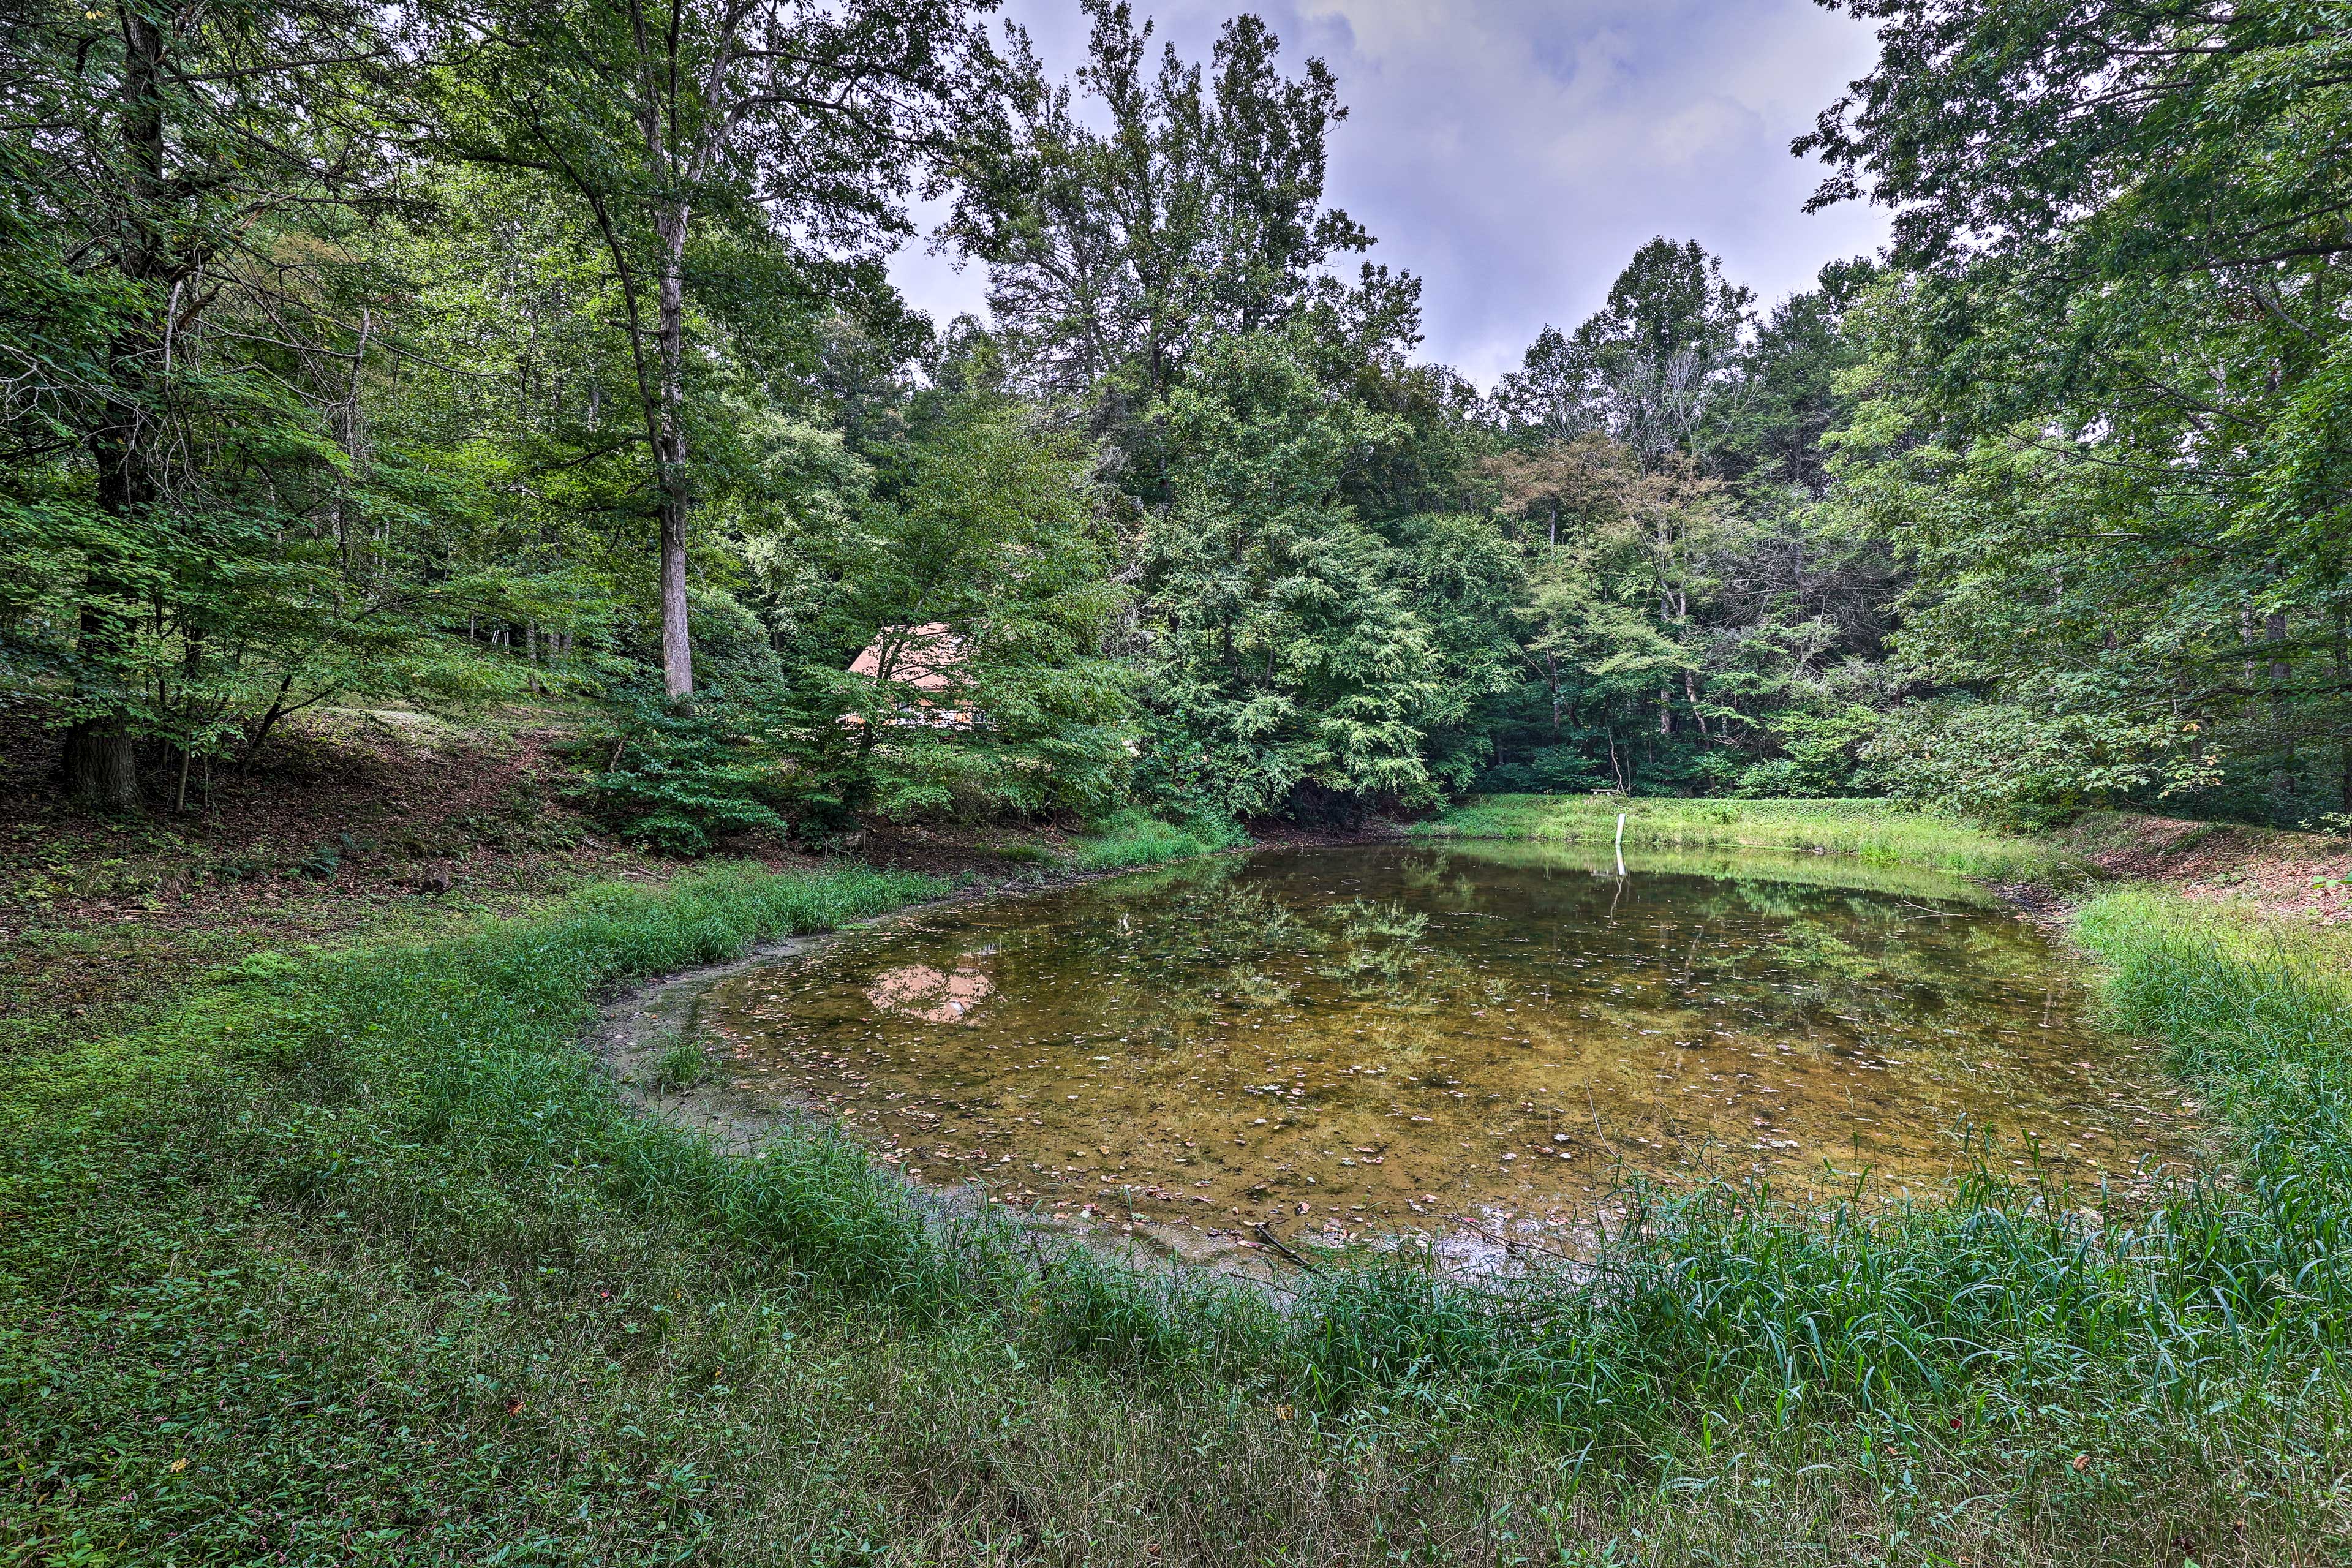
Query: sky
888 0 1893 389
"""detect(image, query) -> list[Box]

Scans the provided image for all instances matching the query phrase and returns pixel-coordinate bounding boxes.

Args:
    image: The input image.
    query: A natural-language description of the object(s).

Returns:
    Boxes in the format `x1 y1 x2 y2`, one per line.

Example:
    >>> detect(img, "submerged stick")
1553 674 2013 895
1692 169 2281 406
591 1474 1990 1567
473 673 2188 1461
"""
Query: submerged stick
1252 1221 1319 1272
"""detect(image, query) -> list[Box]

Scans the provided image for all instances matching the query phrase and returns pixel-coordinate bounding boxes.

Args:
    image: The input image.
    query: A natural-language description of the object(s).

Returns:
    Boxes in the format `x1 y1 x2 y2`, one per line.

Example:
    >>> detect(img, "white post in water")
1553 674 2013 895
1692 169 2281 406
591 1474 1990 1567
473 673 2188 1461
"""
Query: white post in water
1615 811 1627 878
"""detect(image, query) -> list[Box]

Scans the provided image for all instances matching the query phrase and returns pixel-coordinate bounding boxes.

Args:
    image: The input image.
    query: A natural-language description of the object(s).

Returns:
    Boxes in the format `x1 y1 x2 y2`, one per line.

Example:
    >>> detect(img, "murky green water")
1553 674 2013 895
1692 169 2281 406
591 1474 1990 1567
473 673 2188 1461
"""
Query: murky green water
701 845 2199 1252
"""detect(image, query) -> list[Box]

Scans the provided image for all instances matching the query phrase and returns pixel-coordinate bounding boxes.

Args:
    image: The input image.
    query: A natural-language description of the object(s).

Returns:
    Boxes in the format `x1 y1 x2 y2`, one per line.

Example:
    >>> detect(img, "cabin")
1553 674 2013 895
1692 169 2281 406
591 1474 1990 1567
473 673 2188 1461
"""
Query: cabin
844 622 973 728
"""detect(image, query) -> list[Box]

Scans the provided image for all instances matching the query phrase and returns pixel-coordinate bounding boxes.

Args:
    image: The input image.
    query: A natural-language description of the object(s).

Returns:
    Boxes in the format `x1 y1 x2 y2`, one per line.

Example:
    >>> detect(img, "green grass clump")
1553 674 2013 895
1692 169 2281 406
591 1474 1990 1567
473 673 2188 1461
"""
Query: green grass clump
1420 793 2084 884
647 1035 717 1091
1068 809 1246 873
6 861 2349 1561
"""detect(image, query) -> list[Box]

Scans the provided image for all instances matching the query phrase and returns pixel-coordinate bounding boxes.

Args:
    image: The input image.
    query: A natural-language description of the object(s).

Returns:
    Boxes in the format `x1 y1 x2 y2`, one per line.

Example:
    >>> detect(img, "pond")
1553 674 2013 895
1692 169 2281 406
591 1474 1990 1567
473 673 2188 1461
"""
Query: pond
699 844 2201 1256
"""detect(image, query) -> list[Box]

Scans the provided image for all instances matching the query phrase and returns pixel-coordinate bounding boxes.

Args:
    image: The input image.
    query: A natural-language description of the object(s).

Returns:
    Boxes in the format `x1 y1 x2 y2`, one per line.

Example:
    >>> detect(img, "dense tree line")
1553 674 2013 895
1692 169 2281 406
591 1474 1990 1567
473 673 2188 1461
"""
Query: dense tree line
5 0 2348 837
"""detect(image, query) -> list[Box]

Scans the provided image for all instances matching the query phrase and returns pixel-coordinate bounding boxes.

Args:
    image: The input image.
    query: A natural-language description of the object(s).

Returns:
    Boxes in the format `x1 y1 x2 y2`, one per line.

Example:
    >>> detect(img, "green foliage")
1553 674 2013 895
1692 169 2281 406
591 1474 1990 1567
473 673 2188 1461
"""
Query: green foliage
1137 330 1502 820
1068 809 1246 873
1797 0 2352 824
777 400 1136 821
1496 237 1755 461
648 1036 717 1092
940 0 1401 463
570 682 791 856
1479 252 1900 805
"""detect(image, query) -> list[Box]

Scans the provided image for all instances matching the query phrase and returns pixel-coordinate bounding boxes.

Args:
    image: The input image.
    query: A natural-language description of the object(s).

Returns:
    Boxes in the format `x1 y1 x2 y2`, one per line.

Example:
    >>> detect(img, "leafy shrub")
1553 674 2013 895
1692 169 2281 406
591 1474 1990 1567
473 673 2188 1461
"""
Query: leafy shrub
1864 696 2213 825
571 681 792 855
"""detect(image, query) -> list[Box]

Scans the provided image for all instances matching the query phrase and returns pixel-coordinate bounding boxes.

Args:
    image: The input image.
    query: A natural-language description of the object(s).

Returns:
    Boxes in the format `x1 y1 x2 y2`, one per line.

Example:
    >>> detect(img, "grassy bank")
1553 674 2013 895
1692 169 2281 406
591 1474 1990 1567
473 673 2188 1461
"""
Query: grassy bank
5 856 2349 1561
1420 794 2082 884
1066 809 1248 873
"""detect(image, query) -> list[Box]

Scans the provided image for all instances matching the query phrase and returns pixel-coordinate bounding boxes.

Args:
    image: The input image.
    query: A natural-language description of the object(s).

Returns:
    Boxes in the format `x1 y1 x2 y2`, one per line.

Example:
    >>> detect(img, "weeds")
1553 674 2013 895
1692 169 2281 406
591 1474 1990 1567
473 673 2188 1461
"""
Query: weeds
649 1035 717 1091
1069 809 1247 873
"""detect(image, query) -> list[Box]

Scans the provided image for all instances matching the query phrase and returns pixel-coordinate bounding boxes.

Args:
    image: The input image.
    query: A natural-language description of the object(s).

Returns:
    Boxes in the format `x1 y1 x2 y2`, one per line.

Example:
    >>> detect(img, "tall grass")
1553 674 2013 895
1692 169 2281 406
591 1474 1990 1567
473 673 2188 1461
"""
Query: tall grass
2077 888 2352 1319
1422 793 2084 884
5 865 2347 1560
1067 808 1248 872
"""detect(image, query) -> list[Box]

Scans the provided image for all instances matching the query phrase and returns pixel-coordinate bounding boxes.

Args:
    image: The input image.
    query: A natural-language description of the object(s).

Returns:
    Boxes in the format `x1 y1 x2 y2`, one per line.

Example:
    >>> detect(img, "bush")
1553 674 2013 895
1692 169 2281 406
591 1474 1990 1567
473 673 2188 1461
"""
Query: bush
570 681 793 854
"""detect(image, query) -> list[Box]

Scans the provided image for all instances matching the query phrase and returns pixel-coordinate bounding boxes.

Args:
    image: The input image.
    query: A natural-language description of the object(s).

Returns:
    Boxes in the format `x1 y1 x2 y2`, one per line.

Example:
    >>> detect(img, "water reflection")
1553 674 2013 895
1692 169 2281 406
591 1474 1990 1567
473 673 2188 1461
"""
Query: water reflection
701 845 2199 1251
865 962 995 1023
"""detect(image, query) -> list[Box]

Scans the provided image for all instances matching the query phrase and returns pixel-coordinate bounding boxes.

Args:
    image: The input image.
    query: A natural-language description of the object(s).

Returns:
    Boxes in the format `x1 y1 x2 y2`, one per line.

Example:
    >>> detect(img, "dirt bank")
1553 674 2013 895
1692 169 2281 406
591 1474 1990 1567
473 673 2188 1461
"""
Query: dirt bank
2062 811 2352 925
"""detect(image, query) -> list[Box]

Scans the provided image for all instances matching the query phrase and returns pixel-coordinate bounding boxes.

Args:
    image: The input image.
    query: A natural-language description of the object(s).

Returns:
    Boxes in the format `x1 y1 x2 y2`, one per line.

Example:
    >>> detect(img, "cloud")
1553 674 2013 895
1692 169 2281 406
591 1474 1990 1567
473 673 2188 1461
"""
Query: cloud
886 0 1891 386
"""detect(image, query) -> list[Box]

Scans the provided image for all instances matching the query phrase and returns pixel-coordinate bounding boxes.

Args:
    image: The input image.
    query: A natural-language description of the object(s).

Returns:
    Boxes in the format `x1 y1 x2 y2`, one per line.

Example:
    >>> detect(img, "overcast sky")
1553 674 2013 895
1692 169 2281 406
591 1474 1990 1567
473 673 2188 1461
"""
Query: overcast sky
888 0 1891 388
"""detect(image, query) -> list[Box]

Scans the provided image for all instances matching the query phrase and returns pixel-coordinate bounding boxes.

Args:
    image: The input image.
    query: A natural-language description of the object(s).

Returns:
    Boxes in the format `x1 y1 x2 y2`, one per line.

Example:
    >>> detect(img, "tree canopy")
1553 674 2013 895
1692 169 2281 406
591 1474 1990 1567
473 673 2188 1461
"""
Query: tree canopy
6 0 2348 838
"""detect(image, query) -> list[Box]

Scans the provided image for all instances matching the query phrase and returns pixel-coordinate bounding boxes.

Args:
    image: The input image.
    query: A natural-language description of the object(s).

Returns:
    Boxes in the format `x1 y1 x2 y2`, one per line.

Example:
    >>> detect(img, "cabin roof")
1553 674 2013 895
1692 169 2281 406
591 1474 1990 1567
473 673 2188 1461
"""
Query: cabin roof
846 622 965 692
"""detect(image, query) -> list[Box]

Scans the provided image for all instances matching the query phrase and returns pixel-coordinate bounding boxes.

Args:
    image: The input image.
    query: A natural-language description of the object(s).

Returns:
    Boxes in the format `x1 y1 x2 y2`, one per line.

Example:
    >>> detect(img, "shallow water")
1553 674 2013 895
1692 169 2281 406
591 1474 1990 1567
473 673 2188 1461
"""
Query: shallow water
701 845 2200 1250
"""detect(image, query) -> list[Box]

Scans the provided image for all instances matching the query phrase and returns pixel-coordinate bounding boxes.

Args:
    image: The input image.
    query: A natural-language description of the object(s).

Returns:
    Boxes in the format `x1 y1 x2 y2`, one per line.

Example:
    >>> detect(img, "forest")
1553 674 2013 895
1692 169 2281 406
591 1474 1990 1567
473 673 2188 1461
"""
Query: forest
7 0 2348 841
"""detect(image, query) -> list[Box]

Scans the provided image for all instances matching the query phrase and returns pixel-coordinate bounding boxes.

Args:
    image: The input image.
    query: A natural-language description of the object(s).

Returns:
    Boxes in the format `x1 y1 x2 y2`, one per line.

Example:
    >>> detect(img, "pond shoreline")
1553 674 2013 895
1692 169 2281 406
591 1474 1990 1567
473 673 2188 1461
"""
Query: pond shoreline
594 818 2180 1278
20 805 2348 1564
586 833 1409 1280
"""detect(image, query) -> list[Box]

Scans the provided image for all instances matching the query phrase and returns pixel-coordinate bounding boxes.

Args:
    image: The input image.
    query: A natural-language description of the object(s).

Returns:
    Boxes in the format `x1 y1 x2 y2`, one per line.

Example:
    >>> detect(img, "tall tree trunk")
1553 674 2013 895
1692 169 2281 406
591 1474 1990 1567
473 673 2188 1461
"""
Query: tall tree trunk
2335 603 2350 815
2267 609 2294 808
61 712 140 811
62 5 170 812
655 205 694 702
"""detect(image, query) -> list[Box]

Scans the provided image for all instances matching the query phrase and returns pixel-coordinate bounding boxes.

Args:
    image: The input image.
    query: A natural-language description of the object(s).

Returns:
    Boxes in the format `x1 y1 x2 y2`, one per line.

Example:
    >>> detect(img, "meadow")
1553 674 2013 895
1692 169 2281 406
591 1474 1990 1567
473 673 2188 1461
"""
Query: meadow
3 809 2347 1564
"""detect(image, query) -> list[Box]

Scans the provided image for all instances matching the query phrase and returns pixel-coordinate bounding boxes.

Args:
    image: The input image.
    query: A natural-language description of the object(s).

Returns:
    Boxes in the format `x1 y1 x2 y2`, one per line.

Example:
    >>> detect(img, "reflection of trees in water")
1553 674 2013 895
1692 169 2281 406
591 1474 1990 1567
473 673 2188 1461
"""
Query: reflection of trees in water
1034 875 1324 1030
1317 898 1473 1008
1395 852 1477 903
1728 916 1970 1023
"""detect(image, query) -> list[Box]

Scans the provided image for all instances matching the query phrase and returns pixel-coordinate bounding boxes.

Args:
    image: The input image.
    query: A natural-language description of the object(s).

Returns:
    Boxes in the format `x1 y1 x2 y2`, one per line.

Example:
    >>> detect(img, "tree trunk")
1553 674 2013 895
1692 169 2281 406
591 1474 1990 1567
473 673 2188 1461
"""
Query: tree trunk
61 717 140 812
655 204 694 703
2266 609 2294 809
2336 605 2350 815
62 6 170 815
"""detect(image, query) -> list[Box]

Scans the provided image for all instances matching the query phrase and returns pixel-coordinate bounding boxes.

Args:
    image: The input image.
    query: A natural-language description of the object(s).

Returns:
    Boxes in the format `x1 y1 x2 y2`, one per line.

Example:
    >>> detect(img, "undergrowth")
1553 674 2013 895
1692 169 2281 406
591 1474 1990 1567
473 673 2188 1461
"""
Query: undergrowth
1068 809 1247 873
2 864 2345 1562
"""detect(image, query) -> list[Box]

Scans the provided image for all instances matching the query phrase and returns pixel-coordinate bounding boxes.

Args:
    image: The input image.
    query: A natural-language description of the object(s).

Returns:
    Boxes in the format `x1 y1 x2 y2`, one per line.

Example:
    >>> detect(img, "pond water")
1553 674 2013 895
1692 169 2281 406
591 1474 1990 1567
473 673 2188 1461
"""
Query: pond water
699 845 2201 1254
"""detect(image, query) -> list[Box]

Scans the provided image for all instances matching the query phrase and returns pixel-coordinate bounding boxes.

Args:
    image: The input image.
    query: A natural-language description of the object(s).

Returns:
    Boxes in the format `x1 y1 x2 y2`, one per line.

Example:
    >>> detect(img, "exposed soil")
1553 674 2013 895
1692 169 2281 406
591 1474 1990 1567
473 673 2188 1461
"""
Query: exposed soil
2 703 668 1054
2060 810 2352 925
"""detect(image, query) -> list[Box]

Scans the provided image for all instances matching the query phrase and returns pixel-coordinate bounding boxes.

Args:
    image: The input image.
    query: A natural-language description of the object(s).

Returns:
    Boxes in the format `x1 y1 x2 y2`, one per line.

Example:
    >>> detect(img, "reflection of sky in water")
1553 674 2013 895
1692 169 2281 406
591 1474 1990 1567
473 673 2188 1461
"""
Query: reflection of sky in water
703 846 2199 1250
